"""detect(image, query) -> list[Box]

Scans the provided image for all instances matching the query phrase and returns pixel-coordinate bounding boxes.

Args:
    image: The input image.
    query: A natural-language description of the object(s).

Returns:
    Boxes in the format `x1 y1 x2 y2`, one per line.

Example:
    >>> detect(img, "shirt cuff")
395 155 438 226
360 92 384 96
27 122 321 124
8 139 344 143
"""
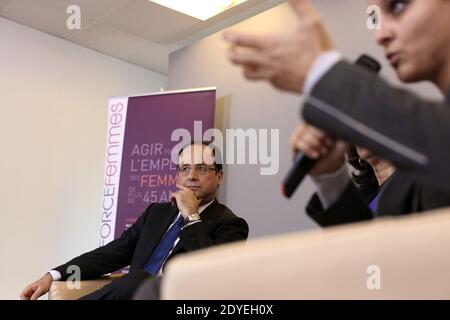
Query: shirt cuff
310 164 351 209
303 51 342 95
48 270 61 281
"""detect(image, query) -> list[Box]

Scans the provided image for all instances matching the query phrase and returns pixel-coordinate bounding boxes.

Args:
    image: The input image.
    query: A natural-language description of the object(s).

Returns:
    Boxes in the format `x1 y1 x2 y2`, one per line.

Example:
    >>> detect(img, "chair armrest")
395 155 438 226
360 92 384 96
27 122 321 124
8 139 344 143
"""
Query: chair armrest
162 208 450 299
48 274 123 300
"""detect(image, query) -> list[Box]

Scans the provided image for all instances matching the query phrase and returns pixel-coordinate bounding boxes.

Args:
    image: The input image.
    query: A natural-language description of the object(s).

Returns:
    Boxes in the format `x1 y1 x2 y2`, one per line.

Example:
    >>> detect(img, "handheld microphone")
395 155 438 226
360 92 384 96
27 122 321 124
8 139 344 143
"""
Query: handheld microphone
281 54 382 198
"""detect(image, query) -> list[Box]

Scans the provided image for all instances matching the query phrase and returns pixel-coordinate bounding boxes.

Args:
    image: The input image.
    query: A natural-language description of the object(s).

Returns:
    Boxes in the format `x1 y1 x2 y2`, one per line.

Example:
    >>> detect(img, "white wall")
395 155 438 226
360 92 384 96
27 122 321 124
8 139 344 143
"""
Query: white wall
0 17 166 299
168 1 443 239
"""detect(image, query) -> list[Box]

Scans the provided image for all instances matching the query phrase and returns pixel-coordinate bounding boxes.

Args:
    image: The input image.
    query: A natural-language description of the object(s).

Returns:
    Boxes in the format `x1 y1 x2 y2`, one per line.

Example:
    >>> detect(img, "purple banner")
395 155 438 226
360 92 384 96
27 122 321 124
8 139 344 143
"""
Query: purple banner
100 88 215 245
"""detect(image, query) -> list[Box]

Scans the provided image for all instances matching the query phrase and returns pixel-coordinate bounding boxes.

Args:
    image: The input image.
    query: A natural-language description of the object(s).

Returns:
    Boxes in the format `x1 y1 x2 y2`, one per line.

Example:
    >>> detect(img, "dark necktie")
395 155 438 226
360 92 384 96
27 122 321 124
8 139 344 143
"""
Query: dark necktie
143 215 184 276
369 192 381 215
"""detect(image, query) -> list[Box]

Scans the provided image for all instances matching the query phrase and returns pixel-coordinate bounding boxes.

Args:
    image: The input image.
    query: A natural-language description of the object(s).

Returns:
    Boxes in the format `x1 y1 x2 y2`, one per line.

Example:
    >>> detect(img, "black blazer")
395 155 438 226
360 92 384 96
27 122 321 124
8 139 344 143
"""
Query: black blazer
306 171 450 227
54 199 249 280
302 60 450 193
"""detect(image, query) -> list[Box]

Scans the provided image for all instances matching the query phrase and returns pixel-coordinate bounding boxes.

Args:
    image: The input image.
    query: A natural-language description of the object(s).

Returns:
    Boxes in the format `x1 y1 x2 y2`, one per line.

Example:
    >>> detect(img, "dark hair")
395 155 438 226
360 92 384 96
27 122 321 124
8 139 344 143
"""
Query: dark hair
177 140 223 171
347 145 379 200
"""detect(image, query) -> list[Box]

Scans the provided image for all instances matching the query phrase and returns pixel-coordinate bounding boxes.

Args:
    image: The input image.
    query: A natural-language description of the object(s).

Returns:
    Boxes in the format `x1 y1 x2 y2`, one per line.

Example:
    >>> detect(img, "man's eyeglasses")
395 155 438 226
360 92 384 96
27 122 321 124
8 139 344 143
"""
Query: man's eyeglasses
177 164 219 175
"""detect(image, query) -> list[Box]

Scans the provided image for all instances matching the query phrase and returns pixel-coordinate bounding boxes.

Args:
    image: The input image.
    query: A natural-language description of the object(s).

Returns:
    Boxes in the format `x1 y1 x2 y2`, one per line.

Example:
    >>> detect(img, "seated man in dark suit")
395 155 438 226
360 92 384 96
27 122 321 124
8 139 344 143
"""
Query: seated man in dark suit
20 141 249 300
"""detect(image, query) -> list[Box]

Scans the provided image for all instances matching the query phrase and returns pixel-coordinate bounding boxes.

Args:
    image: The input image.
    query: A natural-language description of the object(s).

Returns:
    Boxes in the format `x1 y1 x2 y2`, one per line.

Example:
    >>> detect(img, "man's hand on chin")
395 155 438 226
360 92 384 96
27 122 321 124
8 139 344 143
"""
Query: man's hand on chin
170 184 200 219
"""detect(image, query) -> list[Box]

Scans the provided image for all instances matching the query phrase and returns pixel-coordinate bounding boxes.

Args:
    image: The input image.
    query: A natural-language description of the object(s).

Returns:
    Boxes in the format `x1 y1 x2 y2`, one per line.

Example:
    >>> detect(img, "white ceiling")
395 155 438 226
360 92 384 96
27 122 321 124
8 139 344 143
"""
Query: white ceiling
0 0 284 75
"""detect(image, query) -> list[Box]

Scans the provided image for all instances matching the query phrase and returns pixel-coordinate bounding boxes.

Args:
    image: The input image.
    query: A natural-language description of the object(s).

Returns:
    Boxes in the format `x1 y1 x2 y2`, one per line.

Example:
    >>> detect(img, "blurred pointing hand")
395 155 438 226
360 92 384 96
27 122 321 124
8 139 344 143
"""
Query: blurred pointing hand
223 0 334 93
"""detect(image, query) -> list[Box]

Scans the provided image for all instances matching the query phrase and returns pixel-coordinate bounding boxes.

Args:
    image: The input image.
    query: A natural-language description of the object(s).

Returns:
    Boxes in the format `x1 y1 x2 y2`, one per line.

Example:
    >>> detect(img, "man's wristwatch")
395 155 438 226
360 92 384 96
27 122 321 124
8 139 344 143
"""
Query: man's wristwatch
185 212 201 223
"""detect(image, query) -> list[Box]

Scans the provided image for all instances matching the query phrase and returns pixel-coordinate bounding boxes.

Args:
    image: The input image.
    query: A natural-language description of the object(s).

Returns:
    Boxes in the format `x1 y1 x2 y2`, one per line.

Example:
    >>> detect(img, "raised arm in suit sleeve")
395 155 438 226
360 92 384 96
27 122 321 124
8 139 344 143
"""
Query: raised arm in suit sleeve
52 205 152 280
302 60 450 192
307 181 374 227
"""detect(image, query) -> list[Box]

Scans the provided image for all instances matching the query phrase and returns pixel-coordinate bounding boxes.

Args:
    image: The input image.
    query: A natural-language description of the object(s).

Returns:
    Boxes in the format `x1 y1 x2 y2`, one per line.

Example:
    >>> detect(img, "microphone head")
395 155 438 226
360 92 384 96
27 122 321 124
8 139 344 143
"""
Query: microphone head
355 54 381 73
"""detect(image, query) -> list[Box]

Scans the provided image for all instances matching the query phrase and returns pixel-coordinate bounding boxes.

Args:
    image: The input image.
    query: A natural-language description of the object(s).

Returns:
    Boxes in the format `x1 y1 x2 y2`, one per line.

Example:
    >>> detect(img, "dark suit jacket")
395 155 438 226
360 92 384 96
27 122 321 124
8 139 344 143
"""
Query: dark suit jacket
306 171 450 227
302 60 450 193
53 199 248 280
